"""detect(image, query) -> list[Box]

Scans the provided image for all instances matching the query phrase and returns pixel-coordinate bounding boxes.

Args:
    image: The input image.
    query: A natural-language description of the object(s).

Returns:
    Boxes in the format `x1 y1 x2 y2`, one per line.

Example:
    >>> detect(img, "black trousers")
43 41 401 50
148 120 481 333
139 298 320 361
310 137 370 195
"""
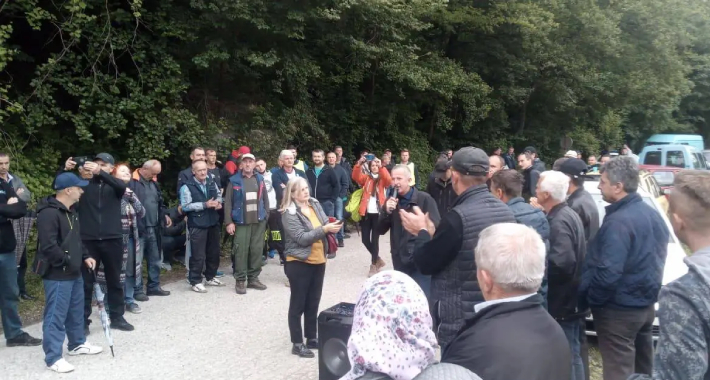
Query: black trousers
162 234 186 263
188 225 220 285
17 247 27 294
360 213 379 265
82 238 125 321
268 209 286 263
592 305 655 380
285 260 325 344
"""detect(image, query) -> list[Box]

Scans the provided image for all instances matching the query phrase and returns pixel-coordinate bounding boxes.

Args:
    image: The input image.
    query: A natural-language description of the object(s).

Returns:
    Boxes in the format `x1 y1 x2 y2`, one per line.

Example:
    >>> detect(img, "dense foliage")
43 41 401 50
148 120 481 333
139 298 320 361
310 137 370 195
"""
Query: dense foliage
1 0 708 200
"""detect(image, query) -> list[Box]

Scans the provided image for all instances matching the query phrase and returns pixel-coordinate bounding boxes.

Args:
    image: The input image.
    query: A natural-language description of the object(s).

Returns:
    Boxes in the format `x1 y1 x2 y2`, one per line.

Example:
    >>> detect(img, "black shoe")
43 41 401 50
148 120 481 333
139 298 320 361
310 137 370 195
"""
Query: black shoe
110 318 135 331
84 325 90 336
292 343 315 358
134 293 149 302
306 339 318 350
147 288 170 296
6 332 42 347
20 293 35 301
337 240 344 248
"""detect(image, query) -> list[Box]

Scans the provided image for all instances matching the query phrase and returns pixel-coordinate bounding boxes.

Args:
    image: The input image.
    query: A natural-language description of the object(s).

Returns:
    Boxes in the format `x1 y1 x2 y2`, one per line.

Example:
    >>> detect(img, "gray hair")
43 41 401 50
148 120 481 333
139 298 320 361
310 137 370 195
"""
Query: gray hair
475 223 545 293
142 159 160 169
539 171 570 202
600 156 639 193
279 150 294 160
391 164 411 177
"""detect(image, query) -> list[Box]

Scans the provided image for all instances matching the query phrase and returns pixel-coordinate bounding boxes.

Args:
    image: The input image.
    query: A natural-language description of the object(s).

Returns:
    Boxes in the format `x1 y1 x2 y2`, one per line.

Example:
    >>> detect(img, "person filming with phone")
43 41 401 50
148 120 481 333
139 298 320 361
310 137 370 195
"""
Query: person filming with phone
351 154 392 277
378 164 440 300
63 153 134 333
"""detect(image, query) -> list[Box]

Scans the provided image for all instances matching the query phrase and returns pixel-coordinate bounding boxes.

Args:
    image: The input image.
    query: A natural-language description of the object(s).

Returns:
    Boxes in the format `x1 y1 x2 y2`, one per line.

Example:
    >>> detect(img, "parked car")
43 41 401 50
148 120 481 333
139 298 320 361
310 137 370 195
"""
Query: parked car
639 144 708 170
581 180 688 341
639 164 683 197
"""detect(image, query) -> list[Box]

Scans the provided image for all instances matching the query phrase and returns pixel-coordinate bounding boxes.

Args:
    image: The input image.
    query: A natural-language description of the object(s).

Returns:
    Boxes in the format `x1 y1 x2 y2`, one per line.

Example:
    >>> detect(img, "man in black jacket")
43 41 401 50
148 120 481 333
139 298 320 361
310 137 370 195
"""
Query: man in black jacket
327 152 350 247
559 159 600 242
442 223 570 380
518 152 540 201
426 159 456 216
379 164 441 296
0 168 41 347
524 146 547 172
400 147 516 349
305 149 339 218
64 153 134 332
129 160 171 298
536 170 587 380
37 173 103 373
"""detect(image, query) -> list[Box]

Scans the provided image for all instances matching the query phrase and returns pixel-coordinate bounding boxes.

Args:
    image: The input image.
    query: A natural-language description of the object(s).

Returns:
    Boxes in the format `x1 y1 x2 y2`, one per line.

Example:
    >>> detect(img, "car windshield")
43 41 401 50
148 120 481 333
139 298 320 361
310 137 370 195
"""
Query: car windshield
590 193 676 243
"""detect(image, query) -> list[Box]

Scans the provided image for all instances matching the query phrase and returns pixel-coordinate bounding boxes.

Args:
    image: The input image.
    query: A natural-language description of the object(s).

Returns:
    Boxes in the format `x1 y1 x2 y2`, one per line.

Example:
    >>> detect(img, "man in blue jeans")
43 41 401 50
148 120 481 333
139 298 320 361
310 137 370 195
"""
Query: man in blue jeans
36 172 103 372
327 152 350 247
129 159 172 298
0 159 42 348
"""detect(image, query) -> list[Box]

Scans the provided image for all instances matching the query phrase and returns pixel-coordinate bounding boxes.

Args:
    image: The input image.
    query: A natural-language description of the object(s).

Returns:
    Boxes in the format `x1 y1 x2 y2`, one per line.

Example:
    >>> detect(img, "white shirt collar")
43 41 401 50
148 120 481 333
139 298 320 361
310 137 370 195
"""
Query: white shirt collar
474 293 537 313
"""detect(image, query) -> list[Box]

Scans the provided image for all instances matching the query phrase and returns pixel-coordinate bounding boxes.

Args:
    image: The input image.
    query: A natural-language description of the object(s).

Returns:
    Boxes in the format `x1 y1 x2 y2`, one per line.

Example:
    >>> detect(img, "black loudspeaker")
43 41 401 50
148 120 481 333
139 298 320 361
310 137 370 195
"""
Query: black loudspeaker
318 302 355 380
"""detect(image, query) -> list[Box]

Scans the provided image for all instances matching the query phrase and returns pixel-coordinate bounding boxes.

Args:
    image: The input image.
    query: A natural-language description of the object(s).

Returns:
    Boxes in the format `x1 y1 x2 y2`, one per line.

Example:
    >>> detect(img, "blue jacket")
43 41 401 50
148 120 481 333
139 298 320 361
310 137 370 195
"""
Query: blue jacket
507 197 550 308
579 192 669 309
225 172 268 225
272 167 307 209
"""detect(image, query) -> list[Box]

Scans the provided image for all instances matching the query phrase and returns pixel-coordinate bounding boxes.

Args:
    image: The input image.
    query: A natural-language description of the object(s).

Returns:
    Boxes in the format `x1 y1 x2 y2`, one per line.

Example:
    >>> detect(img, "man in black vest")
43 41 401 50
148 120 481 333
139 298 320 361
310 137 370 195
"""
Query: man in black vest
179 160 223 294
400 147 515 349
177 147 207 194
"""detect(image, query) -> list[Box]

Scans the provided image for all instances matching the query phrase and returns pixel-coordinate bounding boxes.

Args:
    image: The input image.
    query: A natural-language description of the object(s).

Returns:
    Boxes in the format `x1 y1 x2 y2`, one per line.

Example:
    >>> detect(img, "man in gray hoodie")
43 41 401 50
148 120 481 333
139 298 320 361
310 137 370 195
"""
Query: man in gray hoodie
629 169 710 380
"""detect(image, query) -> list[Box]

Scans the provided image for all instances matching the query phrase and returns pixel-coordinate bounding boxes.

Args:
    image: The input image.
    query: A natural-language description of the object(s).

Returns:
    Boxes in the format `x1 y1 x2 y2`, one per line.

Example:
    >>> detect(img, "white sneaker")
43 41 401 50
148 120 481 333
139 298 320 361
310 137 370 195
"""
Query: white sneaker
68 342 103 356
205 278 225 287
192 283 207 293
48 358 75 373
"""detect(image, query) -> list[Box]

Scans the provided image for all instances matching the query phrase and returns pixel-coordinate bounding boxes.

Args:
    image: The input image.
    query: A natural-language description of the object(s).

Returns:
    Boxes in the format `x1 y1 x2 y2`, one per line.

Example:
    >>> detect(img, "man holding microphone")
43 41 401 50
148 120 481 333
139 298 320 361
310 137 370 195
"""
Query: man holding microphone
378 164 440 299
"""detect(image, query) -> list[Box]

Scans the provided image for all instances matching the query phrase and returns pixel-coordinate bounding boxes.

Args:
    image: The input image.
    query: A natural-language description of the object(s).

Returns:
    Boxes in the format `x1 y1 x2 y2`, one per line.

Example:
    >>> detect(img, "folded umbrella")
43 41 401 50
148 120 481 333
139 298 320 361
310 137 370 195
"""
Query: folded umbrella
91 271 115 357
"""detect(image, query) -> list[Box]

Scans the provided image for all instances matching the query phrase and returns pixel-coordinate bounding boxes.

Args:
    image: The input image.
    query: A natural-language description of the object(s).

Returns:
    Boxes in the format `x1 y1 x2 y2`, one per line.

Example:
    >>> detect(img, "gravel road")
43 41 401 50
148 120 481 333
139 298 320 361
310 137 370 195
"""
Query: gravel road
0 234 387 380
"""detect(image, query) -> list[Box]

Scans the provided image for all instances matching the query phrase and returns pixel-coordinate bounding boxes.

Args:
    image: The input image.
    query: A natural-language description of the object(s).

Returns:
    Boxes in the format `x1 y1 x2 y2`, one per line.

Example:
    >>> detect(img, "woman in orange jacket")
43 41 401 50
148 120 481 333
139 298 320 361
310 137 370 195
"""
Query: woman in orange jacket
351 156 392 277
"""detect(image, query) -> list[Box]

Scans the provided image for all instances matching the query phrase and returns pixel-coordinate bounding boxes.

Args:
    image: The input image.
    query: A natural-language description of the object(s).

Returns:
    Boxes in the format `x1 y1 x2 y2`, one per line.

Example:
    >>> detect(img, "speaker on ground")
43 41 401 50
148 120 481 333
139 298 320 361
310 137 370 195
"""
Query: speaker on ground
318 302 355 380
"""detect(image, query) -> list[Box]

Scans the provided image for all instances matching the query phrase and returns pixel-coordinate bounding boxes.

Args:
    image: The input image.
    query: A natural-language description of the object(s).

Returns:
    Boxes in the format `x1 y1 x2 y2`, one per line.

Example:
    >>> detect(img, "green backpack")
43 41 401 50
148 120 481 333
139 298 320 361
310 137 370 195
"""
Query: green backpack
345 189 363 223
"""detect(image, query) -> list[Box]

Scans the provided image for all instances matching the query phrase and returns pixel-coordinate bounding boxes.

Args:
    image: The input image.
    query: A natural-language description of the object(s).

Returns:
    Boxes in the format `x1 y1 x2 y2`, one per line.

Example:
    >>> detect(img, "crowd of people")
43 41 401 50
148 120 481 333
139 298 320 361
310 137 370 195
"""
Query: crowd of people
0 143 709 380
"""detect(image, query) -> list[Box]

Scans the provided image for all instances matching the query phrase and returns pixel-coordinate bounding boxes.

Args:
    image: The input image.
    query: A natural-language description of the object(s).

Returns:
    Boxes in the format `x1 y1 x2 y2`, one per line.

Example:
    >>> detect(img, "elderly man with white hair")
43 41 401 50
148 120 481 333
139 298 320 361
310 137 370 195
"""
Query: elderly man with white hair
442 223 570 380
271 150 308 267
536 170 587 380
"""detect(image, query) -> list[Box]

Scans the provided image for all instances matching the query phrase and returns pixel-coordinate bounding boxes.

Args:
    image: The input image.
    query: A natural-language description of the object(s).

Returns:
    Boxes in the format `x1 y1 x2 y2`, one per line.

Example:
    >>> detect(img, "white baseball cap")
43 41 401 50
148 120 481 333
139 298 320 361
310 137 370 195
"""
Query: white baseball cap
564 150 578 158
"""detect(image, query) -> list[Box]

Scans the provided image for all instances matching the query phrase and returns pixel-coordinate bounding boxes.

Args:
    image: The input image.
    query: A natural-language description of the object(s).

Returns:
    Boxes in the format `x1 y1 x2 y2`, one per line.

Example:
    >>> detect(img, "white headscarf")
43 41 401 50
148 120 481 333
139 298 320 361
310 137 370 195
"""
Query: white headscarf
340 271 438 380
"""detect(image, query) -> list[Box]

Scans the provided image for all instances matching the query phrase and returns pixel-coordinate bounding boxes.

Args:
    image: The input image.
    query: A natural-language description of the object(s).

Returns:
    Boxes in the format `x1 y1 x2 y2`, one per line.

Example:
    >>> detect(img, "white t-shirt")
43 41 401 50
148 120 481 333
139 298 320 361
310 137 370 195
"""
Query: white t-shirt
367 195 378 214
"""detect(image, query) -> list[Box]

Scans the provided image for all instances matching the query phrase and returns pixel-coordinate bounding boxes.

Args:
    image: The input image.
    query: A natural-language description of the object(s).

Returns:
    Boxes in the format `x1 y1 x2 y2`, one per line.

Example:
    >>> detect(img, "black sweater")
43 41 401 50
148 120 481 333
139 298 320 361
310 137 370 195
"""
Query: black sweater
75 171 127 241
0 179 27 253
36 196 90 280
306 165 340 203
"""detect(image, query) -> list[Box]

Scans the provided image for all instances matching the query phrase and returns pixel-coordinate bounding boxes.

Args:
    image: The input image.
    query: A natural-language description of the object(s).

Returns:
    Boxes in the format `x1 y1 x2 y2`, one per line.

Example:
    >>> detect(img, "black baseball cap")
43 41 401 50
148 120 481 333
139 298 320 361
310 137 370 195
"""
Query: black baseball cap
559 158 588 179
447 147 489 176
54 172 89 191
94 153 115 165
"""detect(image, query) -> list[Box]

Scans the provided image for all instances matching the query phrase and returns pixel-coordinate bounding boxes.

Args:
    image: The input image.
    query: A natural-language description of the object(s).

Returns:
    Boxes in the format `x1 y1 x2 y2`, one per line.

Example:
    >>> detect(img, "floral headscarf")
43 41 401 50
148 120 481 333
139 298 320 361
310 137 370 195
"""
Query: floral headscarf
341 271 438 380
